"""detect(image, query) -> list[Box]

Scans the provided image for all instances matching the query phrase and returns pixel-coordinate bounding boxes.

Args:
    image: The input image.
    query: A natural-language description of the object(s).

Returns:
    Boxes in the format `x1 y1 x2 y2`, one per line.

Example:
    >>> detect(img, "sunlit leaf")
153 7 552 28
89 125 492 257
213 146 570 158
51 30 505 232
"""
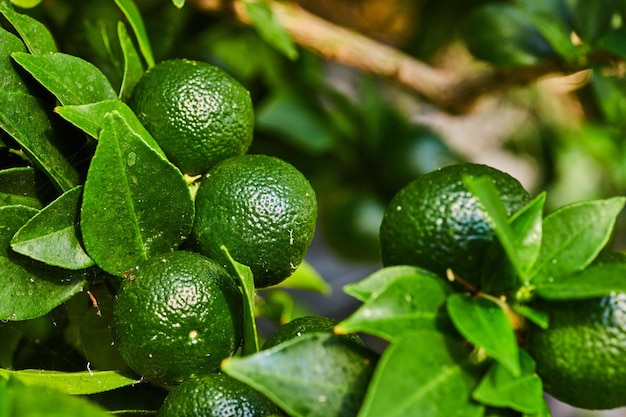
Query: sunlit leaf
114 0 155 67
244 1 298 60
358 331 485 417
11 52 118 105
344 265 440 302
447 294 520 377
270 260 331 295
0 5 56 54
117 22 144 102
337 273 452 341
0 369 140 395
1 28 30 94
530 197 625 283
11 186 93 269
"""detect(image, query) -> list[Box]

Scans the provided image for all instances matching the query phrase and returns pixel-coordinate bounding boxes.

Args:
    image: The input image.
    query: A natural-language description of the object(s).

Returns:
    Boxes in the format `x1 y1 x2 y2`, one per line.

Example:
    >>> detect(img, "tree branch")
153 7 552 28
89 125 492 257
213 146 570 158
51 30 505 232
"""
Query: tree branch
190 0 574 113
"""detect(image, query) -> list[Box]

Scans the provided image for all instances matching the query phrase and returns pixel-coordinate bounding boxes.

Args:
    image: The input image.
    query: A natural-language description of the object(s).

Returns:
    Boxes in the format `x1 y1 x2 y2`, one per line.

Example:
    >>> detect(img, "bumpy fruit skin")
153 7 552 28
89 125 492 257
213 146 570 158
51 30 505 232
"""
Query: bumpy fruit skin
192 154 317 288
157 373 285 417
112 251 243 385
379 163 530 287
128 59 254 175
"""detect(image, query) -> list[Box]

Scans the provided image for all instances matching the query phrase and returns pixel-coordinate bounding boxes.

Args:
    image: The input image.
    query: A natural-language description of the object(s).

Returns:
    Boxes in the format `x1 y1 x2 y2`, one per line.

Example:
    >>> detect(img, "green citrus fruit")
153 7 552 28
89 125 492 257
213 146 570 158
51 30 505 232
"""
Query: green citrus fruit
128 58 254 175
192 154 317 288
262 316 363 350
379 163 530 287
524 252 626 410
112 251 243 385
320 188 385 262
157 373 284 417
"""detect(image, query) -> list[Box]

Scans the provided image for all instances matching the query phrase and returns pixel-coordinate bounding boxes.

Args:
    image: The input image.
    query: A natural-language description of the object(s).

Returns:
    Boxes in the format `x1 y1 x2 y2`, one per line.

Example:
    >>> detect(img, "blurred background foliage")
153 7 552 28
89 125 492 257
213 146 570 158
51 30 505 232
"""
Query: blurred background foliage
3 1 626 414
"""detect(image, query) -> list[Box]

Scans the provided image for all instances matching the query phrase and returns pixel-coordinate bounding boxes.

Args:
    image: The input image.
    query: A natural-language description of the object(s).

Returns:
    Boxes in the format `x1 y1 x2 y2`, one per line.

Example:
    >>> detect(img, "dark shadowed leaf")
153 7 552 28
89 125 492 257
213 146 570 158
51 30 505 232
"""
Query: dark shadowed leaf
223 333 378 417
0 205 86 321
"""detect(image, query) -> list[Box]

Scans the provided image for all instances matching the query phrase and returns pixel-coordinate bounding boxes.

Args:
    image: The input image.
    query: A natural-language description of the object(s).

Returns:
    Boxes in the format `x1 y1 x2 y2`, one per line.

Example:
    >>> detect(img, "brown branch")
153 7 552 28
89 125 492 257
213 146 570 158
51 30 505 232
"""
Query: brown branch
189 0 575 113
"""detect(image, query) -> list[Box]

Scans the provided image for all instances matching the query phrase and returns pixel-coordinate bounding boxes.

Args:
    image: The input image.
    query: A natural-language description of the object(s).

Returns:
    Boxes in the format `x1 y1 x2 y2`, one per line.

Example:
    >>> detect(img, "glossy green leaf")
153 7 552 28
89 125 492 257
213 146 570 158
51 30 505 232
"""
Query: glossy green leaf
245 1 298 60
0 92 81 192
0 5 56 54
0 377 111 417
114 0 155 67
511 304 548 330
270 260 331 295
0 167 56 209
80 111 194 276
0 369 140 395
118 22 144 102
447 294 520 377
55 100 164 157
530 197 625 284
0 205 86 321
535 262 626 300
0 28 29 94
481 193 546 294
11 186 94 270
473 350 543 414
11 52 118 105
222 245 259 355
172 0 184 8
223 333 378 417
336 273 452 342
344 265 441 302
358 331 485 417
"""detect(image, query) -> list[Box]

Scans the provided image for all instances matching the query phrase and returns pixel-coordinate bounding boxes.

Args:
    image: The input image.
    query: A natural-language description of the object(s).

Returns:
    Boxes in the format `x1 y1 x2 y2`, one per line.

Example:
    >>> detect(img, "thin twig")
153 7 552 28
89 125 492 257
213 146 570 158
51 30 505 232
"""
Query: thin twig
190 0 576 113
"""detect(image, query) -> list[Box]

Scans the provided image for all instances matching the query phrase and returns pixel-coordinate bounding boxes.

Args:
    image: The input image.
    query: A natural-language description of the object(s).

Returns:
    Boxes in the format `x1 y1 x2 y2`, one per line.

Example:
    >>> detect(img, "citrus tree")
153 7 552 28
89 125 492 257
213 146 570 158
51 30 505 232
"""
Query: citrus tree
2 0 626 416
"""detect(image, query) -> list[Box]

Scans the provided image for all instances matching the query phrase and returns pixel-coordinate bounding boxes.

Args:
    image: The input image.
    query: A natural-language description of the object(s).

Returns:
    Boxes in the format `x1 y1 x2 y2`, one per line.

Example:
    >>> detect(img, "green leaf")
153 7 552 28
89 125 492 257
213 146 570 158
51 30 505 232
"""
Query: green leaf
172 0 184 8
597 28 626 60
55 100 165 157
519 9 581 62
530 197 625 283
336 273 452 342
269 260 331 295
0 205 86 320
0 92 81 192
565 0 614 43
535 262 626 300
0 28 30 94
0 167 56 209
358 331 485 417
118 22 144 102
511 304 548 330
64 283 127 371
0 369 140 395
114 0 155 67
10 186 94 270
0 5 57 54
481 193 546 293
221 245 259 355
447 294 520 377
80 111 194 276
256 90 334 154
0 377 111 417
244 1 298 60
11 52 118 105
344 265 441 302
473 350 544 414
223 333 378 417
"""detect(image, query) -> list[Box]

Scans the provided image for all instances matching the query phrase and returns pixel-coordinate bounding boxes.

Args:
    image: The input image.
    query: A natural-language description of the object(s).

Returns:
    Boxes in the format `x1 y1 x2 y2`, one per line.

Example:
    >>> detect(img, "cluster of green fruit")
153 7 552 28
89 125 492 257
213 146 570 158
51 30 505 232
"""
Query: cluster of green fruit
112 59 319 414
